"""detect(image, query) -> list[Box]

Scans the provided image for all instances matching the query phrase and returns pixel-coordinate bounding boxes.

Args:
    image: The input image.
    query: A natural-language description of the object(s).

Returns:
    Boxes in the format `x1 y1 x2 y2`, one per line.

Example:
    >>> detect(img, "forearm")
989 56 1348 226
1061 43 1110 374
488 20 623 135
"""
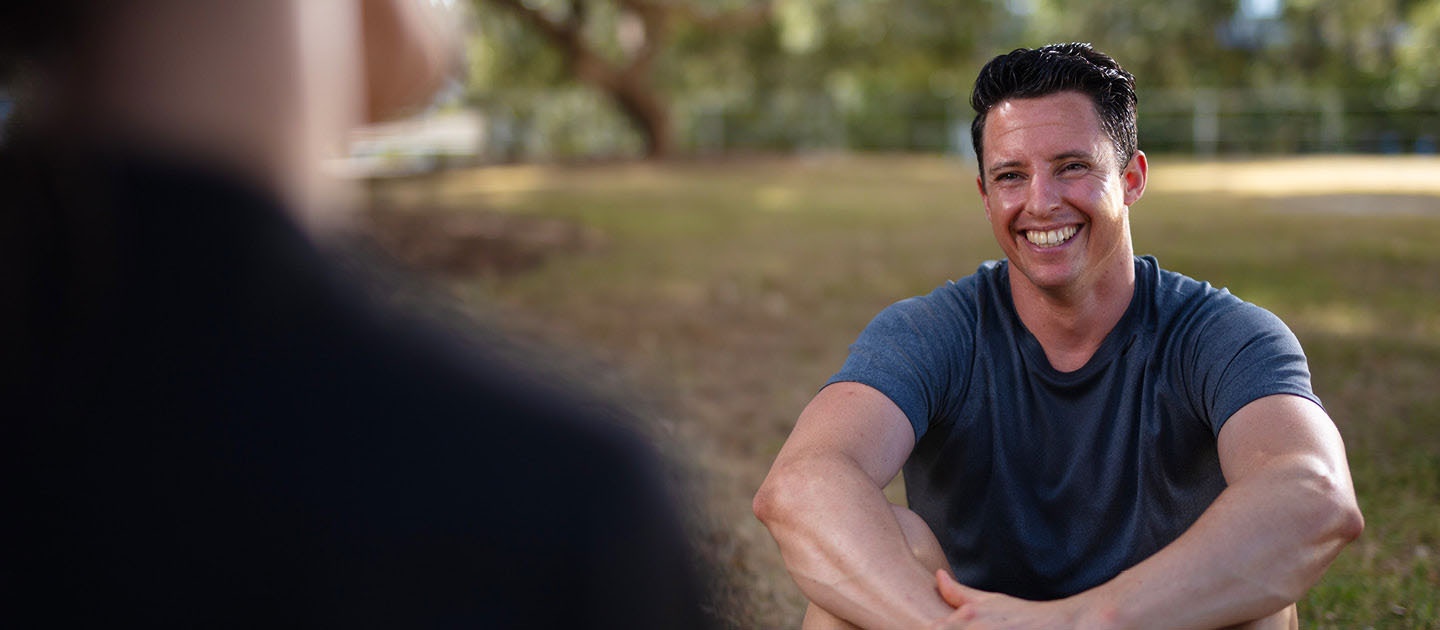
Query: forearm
1073 454 1363 629
755 456 953 629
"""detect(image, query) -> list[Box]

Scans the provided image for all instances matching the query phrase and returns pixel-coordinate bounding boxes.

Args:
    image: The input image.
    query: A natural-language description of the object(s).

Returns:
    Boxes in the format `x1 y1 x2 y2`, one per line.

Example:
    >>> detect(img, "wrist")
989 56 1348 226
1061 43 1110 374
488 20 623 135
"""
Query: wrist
1066 590 1129 630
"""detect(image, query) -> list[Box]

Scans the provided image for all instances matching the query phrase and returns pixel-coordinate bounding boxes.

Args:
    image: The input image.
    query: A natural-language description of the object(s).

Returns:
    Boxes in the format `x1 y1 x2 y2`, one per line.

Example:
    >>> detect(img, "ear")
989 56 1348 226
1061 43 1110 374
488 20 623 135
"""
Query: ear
1122 150 1148 206
976 174 992 222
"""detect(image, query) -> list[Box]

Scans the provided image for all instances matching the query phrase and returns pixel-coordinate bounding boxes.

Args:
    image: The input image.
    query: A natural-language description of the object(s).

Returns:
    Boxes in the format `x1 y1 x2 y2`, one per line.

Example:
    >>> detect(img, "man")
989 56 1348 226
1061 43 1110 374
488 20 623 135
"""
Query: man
0 2 707 627
754 43 1363 629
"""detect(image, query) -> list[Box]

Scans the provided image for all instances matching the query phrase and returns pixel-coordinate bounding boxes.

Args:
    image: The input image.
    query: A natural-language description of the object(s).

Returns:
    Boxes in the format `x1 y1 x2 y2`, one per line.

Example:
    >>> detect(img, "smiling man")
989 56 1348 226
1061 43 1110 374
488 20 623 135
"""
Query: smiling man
754 43 1363 629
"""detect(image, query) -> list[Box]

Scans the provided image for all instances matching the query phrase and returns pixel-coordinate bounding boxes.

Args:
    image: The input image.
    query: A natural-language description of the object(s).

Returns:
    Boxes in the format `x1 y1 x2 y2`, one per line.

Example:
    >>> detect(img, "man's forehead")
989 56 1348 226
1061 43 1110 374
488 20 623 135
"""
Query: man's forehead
982 93 1113 165
985 92 1102 133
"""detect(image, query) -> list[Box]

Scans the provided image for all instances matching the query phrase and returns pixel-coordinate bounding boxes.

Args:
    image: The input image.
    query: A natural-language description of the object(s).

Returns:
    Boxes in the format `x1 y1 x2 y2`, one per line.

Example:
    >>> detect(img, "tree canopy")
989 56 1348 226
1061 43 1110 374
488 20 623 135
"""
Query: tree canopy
465 0 1440 158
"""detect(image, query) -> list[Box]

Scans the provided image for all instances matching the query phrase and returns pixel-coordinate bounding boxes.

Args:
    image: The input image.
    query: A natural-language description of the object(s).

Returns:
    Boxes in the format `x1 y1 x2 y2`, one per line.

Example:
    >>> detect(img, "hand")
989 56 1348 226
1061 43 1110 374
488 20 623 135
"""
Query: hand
928 570 1083 630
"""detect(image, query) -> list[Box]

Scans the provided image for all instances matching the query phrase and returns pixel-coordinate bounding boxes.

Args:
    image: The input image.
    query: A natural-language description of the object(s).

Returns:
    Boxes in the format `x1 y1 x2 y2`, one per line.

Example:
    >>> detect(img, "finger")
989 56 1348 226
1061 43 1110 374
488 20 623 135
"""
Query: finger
934 569 973 607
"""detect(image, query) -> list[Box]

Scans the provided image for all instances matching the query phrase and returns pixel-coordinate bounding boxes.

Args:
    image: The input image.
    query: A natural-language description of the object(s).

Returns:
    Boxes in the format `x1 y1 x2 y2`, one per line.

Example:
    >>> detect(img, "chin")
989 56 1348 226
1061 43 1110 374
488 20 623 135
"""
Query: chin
1015 266 1081 293
1008 257 1082 289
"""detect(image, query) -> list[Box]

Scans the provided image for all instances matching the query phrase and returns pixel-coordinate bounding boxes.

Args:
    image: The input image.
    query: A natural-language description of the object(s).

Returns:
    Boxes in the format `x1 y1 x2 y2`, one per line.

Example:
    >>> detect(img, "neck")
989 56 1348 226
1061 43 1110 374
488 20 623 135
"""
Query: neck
1009 253 1136 373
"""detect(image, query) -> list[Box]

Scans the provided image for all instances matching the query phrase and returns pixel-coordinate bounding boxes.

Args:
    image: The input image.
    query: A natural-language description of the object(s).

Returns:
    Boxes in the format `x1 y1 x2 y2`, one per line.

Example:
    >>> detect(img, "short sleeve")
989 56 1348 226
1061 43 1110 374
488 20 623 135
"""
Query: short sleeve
1188 301 1319 435
827 289 972 441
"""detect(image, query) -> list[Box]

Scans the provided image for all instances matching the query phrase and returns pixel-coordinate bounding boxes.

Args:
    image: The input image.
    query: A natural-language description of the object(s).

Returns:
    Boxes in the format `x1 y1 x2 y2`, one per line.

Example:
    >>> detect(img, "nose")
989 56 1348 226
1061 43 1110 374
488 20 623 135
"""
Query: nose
1025 171 1063 217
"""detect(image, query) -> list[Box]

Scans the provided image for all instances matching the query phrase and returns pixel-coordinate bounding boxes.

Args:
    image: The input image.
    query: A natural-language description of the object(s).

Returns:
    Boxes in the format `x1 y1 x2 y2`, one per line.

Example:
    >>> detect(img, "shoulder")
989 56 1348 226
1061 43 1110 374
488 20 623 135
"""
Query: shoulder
1141 257 1316 429
1141 256 1282 344
849 262 999 362
875 260 1003 329
1145 257 1241 314
830 262 1004 437
1142 256 1292 341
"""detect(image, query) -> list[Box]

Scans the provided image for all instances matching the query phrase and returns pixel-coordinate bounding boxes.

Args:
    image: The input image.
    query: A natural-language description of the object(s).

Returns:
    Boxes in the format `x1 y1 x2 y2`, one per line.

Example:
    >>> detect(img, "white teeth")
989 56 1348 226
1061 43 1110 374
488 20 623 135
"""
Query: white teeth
1025 225 1078 248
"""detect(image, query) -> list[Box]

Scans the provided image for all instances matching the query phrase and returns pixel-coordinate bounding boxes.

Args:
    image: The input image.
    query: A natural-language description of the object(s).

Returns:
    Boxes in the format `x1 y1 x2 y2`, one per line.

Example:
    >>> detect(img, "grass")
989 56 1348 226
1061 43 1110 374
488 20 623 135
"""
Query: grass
374 153 1440 628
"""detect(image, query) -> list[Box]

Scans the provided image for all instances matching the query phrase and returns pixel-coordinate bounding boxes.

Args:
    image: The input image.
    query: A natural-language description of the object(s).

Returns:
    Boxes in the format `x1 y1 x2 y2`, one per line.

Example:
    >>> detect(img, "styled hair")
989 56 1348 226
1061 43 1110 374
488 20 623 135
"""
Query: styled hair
969 42 1138 169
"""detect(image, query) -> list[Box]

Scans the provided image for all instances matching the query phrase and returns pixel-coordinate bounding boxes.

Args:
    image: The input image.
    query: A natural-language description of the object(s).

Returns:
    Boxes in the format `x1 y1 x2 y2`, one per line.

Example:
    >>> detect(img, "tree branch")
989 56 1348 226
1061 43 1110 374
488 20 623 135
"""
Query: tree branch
607 0 771 80
487 0 620 88
684 1 772 31
487 0 576 46
615 0 772 32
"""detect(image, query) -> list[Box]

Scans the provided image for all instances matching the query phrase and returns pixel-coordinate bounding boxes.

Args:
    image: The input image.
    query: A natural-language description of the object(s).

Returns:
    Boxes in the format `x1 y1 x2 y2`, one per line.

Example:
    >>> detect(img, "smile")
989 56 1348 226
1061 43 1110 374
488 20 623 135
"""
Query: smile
1024 225 1079 248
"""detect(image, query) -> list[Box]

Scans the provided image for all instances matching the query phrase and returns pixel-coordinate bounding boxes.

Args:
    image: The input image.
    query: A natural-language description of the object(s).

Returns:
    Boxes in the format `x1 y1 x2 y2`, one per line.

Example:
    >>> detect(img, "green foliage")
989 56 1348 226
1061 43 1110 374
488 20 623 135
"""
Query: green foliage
1394 0 1440 108
1022 0 1252 88
466 3 567 92
466 0 1440 157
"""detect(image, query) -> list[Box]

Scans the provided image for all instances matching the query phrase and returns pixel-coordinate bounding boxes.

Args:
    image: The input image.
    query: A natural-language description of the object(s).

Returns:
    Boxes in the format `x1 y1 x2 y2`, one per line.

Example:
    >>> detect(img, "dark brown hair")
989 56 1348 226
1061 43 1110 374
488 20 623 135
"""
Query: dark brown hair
970 42 1138 169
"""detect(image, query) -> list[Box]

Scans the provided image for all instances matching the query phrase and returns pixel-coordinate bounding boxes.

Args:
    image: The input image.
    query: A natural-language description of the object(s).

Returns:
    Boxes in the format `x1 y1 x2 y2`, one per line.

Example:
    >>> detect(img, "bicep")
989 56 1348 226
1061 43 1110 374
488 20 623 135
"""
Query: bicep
772 381 917 488
1216 394 1353 487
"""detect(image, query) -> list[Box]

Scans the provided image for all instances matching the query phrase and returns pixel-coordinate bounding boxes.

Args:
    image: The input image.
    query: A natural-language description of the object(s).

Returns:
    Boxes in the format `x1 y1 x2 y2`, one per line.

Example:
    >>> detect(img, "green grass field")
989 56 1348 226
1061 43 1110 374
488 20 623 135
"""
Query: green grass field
375 154 1440 628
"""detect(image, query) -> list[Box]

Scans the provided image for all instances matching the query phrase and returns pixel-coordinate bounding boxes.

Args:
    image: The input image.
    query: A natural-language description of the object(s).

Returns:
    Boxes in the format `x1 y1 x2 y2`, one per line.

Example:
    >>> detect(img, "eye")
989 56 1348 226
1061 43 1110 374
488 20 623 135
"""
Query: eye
992 171 1023 184
1060 162 1088 174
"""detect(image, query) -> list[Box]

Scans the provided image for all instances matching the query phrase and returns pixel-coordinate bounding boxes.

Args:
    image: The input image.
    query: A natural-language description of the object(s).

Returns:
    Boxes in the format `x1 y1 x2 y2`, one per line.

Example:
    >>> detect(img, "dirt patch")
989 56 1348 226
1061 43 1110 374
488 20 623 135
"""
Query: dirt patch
361 207 606 276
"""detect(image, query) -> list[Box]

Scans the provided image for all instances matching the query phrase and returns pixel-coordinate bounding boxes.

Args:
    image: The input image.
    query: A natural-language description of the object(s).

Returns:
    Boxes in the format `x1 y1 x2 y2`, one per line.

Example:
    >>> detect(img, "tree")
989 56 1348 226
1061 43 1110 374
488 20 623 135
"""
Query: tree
466 0 1440 158
668 0 1009 152
474 0 771 158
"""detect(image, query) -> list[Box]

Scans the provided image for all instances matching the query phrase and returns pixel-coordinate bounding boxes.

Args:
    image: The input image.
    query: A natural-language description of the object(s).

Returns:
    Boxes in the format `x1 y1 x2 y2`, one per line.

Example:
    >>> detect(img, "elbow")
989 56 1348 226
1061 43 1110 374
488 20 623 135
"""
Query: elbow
753 462 825 531
1281 455 1364 548
752 479 779 526
1331 492 1364 547
752 468 799 529
1282 466 1365 599
1312 466 1364 548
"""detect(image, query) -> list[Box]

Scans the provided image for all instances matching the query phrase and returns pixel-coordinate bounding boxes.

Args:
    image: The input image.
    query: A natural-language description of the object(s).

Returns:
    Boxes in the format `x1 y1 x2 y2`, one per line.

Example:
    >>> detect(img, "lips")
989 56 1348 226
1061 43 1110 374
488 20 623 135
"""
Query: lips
1024 225 1079 248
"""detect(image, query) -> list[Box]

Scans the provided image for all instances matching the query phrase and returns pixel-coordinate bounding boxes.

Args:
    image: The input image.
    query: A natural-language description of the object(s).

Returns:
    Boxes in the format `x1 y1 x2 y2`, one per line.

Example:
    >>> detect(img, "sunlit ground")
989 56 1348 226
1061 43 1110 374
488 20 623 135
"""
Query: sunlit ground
374 154 1440 628
1154 155 1440 197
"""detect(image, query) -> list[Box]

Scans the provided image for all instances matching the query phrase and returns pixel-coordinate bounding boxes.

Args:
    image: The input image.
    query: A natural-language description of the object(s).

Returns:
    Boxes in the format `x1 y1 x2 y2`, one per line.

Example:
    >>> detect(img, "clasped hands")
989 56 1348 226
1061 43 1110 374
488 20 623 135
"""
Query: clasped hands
927 570 1087 630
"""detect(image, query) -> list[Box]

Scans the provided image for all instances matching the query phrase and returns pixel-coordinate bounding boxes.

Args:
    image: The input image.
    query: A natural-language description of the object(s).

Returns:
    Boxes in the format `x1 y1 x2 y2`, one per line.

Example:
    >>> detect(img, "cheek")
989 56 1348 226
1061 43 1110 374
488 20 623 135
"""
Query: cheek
987 188 1026 216
982 196 1007 227
984 202 1020 243
1070 178 1119 210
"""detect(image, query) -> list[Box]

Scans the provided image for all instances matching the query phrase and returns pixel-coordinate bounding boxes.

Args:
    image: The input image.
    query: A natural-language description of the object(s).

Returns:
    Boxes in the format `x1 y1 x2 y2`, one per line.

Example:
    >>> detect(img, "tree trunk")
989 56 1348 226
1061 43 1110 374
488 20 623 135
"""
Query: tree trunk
486 0 767 160
611 78 672 159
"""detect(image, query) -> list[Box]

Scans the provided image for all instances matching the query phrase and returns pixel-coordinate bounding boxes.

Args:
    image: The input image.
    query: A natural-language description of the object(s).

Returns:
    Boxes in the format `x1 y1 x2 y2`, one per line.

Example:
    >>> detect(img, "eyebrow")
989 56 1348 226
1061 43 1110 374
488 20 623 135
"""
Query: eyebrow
985 150 1098 176
1051 150 1096 163
985 160 1024 176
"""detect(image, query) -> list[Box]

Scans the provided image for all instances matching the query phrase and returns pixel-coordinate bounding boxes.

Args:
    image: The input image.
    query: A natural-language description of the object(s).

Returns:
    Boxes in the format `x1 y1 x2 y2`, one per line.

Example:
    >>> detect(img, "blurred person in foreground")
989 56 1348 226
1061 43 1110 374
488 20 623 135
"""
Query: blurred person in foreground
754 43 1363 629
0 1 707 627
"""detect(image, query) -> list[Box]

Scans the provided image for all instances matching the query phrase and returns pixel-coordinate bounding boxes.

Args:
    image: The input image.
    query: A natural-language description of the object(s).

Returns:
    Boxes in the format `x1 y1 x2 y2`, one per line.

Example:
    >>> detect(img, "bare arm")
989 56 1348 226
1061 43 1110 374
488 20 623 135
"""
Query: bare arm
754 382 955 629
934 394 1364 629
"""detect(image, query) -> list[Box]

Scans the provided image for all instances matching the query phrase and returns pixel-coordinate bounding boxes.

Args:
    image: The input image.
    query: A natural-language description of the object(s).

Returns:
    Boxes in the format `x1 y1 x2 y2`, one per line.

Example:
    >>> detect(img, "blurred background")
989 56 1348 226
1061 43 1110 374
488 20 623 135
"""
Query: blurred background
9 0 1436 627
339 0 1440 170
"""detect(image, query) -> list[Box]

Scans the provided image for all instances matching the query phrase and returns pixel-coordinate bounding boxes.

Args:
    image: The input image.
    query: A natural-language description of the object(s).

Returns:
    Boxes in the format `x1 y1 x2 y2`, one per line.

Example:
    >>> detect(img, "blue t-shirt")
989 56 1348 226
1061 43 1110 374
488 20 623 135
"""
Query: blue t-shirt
828 256 1318 600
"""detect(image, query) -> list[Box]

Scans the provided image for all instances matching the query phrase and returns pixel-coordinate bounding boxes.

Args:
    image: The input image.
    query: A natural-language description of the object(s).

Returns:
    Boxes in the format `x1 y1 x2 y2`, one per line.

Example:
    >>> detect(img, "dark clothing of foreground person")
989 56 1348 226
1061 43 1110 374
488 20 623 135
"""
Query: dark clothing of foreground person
0 139 708 628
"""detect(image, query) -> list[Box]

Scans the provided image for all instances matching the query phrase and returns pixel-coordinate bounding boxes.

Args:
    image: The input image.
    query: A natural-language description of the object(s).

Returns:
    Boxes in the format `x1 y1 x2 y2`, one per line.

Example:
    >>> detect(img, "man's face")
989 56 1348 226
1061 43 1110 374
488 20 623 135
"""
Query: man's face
977 91 1146 297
